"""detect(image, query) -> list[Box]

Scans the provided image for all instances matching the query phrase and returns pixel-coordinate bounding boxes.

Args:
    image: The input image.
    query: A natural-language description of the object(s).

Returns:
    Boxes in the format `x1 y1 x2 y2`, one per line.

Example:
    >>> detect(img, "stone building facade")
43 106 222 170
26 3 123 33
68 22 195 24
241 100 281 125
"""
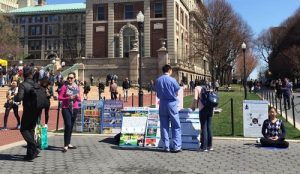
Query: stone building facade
9 2 86 60
85 0 210 85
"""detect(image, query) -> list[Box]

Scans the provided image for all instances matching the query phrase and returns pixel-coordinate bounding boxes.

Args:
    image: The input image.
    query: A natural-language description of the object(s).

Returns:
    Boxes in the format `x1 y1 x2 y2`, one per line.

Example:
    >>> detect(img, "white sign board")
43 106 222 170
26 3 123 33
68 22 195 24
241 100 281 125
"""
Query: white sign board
156 87 184 109
243 100 268 137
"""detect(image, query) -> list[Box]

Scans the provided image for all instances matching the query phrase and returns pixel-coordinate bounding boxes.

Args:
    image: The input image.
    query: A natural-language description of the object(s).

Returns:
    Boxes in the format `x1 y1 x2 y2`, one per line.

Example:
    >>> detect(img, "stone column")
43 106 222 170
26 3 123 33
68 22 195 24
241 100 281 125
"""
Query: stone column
157 40 168 77
85 1 93 58
144 0 151 57
107 1 115 58
128 40 139 87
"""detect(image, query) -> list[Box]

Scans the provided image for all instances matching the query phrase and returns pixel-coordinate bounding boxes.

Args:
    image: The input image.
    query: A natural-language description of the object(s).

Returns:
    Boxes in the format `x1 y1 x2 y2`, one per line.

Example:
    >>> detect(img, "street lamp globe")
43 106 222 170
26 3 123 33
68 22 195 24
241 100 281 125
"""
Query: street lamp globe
51 59 56 64
241 42 246 50
61 61 65 67
19 60 23 65
136 11 144 23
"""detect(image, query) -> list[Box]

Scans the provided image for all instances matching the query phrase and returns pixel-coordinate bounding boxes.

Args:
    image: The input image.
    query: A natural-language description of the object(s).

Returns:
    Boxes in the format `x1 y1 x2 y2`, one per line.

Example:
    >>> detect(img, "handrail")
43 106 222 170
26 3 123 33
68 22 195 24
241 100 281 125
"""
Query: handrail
61 63 81 77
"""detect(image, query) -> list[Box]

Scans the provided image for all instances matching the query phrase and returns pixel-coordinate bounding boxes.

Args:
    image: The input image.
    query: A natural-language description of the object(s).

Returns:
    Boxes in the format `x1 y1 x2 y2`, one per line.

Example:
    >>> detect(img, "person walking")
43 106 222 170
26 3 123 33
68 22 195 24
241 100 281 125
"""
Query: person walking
14 66 41 161
98 80 105 100
90 74 94 86
214 80 220 92
122 77 130 102
282 78 293 110
83 81 91 100
258 107 289 148
191 79 214 152
2 80 21 130
58 72 81 153
155 64 182 153
110 79 118 100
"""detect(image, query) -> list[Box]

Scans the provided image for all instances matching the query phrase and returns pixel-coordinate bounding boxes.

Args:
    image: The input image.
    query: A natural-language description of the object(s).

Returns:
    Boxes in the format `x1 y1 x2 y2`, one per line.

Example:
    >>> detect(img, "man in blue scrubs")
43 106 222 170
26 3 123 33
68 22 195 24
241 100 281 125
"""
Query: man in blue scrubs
155 64 182 152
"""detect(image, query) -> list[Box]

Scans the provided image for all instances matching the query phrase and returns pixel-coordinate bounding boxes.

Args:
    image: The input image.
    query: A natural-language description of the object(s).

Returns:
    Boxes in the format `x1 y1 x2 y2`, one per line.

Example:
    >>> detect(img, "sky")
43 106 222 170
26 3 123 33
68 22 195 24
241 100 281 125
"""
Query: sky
46 0 300 79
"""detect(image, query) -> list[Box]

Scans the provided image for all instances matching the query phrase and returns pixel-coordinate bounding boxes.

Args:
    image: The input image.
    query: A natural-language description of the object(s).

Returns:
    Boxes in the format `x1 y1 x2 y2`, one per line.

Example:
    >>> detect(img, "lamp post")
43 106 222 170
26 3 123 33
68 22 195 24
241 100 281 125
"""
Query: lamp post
137 11 144 107
241 42 247 100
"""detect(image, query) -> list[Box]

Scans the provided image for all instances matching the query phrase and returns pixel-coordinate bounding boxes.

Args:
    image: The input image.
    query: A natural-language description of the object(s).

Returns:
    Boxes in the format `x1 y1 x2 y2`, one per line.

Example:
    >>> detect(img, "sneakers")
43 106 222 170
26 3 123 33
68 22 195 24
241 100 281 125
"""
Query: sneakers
199 148 208 152
208 147 214 151
17 125 21 129
1 128 8 131
256 138 261 144
44 124 48 128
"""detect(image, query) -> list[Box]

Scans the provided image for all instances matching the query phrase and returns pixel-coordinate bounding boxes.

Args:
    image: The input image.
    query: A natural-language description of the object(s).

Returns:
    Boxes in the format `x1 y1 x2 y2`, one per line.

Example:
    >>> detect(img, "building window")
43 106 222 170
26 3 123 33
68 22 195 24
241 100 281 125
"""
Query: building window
124 4 134 19
176 4 179 20
48 15 58 22
123 28 135 57
180 11 184 25
154 2 163 18
30 26 41 35
29 40 41 50
20 17 26 24
114 36 120 57
48 25 53 35
97 6 105 20
46 39 59 50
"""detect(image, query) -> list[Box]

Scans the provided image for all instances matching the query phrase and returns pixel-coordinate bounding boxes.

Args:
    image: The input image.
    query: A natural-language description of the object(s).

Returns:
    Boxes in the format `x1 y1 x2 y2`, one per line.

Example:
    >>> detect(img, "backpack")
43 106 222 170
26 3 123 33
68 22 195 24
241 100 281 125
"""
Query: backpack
201 86 219 108
26 81 49 110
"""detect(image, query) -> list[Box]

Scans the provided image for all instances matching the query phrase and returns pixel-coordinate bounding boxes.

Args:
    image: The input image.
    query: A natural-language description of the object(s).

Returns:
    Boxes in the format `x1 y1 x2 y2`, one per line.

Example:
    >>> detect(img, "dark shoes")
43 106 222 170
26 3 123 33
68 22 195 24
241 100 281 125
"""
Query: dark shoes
171 149 182 153
68 146 77 149
23 149 40 161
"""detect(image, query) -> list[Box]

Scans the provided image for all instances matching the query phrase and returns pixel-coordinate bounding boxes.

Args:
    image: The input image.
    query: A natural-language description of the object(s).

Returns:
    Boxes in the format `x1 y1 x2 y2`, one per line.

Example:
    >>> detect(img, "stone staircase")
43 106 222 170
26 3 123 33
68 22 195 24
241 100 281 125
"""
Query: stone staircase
0 84 148 113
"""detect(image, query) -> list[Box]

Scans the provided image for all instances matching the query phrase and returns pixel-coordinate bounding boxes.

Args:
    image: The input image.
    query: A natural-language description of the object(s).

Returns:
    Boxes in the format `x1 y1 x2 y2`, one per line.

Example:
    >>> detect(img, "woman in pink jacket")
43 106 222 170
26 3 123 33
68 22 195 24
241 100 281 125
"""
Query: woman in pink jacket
58 72 81 152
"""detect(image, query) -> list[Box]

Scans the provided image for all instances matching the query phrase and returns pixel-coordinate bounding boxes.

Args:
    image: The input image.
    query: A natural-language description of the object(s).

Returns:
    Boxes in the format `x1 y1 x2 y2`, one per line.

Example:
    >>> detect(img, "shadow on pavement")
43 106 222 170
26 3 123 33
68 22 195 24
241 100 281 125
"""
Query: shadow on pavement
44 145 63 151
21 145 62 151
110 146 166 153
0 154 26 161
99 137 117 145
244 143 262 148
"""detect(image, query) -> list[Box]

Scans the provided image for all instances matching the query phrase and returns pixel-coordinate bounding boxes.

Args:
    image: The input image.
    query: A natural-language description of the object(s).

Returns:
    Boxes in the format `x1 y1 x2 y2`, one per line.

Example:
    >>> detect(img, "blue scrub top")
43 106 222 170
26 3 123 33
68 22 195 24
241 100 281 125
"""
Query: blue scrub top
155 74 180 102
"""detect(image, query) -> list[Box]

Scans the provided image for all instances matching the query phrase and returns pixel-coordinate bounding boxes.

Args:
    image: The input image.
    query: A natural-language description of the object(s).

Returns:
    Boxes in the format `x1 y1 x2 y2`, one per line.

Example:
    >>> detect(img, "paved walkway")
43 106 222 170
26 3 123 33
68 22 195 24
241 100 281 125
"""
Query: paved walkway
0 135 300 174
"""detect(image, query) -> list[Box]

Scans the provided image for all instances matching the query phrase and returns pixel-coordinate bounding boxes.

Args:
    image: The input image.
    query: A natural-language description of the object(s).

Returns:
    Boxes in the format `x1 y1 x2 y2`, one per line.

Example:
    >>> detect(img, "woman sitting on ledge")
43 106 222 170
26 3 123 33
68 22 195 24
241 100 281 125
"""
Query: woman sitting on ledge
258 107 289 148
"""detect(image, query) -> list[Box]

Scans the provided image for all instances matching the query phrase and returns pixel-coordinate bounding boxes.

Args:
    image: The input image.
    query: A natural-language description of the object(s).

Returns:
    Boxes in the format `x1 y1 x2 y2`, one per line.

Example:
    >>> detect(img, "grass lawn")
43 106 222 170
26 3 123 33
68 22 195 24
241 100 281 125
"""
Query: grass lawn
183 84 300 139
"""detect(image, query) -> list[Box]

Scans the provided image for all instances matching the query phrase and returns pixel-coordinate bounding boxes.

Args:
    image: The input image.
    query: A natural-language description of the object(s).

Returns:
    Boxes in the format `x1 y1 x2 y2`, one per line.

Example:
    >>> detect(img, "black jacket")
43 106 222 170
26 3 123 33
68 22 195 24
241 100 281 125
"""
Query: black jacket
14 78 35 108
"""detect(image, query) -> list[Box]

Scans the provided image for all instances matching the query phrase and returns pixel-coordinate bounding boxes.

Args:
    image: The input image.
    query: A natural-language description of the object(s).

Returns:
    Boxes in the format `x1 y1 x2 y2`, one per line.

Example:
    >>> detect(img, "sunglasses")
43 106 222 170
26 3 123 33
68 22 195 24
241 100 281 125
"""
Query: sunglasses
67 77 74 80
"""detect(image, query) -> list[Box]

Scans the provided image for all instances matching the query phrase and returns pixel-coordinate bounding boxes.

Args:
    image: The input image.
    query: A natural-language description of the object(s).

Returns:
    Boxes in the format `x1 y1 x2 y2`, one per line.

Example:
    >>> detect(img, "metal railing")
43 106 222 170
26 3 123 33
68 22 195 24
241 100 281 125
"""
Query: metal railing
259 89 297 128
61 63 81 78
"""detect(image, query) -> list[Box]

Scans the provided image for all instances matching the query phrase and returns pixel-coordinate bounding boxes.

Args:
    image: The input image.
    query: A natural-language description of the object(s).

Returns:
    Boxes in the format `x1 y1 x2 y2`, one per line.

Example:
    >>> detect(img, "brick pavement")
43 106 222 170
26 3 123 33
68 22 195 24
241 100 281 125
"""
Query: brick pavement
0 135 300 174
0 85 193 148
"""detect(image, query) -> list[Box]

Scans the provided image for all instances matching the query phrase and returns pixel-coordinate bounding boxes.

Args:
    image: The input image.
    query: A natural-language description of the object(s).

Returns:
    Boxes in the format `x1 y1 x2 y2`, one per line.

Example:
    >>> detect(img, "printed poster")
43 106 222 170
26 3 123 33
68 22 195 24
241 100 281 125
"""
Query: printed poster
101 100 123 134
243 100 268 137
119 107 148 147
144 108 161 147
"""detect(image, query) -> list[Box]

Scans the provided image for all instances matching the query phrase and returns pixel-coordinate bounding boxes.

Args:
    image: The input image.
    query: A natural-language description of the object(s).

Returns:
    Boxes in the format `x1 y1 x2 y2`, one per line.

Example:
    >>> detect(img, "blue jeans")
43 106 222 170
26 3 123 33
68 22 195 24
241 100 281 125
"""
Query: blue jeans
159 100 182 150
200 107 213 149
62 108 78 147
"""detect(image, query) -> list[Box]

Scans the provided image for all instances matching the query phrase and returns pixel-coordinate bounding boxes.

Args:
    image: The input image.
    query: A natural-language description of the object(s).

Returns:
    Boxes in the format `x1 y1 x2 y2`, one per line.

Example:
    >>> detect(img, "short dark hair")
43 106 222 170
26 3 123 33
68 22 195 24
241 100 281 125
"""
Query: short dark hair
162 64 172 73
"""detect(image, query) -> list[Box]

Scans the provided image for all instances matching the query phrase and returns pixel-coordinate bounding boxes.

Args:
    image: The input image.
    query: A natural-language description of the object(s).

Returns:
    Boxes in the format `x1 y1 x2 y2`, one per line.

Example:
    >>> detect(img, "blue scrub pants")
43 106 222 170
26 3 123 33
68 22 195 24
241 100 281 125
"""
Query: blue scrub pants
159 100 182 150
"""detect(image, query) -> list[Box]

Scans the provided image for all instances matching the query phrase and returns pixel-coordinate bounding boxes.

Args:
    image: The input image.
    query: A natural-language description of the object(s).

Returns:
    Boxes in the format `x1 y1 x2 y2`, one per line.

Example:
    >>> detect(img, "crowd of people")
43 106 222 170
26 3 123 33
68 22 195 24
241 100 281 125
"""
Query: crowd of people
0 62 291 161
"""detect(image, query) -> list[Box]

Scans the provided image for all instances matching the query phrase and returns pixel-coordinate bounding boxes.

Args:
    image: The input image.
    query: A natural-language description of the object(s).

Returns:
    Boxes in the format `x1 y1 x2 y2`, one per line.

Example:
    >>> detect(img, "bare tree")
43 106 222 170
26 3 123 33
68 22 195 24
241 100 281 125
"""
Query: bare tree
234 51 258 80
0 14 21 59
191 0 253 85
